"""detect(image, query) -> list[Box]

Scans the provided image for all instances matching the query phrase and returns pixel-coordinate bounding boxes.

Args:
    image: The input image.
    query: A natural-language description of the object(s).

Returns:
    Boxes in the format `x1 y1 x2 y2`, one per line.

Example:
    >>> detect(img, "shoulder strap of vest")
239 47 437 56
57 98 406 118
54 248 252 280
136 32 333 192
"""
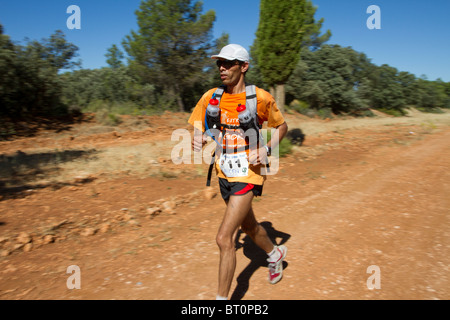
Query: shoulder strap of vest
245 84 257 118
213 85 226 103
213 84 258 118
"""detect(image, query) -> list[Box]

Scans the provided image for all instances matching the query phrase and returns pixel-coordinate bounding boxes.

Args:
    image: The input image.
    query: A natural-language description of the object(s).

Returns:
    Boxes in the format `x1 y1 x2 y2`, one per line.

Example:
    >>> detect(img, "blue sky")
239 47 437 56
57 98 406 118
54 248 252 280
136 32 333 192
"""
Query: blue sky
0 0 449 81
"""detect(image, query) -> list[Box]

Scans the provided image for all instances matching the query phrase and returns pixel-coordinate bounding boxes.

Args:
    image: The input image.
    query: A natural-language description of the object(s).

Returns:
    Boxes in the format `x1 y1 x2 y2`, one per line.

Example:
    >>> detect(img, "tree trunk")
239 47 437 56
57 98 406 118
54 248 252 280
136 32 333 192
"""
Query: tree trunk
275 83 285 113
173 83 185 112
176 95 185 112
269 86 275 97
168 84 185 112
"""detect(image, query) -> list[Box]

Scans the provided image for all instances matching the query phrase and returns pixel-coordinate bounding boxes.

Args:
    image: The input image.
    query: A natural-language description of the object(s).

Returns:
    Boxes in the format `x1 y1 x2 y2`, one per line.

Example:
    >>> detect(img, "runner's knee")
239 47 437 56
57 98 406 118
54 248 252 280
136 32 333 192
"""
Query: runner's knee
216 232 234 251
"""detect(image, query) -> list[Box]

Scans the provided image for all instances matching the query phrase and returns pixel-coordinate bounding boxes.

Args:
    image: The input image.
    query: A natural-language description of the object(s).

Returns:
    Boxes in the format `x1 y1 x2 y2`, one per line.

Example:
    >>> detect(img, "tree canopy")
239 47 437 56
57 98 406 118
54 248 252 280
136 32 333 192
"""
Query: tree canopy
0 26 79 119
1 1 449 127
286 44 450 117
253 0 306 110
122 0 216 111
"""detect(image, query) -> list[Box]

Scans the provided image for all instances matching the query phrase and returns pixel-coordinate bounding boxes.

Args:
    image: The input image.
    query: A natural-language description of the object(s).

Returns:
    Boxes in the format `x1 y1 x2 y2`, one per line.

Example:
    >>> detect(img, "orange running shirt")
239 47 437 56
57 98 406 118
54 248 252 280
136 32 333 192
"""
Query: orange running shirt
188 86 285 185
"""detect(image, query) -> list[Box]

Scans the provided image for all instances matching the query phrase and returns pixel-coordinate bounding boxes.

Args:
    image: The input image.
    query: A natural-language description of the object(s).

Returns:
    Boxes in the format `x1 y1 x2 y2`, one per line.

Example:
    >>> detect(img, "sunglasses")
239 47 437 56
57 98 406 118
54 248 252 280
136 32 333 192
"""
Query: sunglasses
216 59 242 69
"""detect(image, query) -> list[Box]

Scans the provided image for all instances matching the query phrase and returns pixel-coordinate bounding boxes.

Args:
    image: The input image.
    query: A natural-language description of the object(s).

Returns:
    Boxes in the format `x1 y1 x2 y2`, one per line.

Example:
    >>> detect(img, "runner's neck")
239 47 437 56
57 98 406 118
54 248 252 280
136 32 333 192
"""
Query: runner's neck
225 79 246 95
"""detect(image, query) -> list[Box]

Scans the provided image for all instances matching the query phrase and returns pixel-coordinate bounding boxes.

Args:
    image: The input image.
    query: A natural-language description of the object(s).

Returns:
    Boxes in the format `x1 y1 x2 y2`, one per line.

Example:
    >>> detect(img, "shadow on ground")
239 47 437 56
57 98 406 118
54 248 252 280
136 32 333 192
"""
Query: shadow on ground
0 149 98 200
231 221 291 300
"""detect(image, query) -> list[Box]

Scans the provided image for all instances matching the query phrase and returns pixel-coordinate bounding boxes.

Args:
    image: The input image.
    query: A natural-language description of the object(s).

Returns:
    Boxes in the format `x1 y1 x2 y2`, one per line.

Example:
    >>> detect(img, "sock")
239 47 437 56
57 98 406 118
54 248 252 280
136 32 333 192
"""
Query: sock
267 246 281 263
216 295 228 300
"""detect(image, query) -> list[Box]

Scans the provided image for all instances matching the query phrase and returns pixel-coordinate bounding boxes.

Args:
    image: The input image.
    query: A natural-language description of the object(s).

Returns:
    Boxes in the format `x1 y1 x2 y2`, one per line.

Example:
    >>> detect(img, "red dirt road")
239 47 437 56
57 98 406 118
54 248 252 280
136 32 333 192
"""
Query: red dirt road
0 112 449 300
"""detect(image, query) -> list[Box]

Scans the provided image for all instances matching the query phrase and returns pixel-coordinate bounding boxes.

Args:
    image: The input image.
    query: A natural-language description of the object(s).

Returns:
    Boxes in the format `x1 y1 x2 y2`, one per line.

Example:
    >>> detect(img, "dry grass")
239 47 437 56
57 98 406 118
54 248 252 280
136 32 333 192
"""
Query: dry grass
285 108 450 136
1 108 449 193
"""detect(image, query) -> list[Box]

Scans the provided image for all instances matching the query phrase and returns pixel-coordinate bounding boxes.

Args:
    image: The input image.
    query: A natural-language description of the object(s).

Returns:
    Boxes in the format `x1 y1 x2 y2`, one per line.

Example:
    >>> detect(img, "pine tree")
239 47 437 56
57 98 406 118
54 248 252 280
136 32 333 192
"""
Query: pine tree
302 0 331 51
105 44 124 69
122 0 215 111
253 0 306 111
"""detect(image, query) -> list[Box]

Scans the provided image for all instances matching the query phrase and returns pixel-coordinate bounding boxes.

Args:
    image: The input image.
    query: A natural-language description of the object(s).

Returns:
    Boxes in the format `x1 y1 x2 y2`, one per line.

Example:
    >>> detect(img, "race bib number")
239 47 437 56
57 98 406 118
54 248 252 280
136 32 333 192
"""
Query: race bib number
219 152 249 178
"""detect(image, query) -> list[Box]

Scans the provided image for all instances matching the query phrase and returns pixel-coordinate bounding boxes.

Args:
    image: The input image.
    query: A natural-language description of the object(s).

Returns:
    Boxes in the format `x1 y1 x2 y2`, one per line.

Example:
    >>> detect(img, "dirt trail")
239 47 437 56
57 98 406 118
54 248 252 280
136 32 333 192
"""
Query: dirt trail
0 110 449 300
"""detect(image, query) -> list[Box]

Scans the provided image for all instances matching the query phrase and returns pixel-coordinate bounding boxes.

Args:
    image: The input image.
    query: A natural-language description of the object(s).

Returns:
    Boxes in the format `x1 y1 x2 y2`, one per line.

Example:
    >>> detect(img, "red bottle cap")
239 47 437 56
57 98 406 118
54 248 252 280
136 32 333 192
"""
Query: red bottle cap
236 104 246 112
209 98 219 106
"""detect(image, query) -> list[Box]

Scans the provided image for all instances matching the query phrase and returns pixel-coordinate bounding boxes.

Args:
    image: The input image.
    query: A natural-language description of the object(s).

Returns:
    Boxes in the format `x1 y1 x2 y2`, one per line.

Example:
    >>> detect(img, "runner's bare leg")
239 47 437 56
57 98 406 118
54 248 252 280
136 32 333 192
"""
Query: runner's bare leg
216 192 275 298
241 207 274 253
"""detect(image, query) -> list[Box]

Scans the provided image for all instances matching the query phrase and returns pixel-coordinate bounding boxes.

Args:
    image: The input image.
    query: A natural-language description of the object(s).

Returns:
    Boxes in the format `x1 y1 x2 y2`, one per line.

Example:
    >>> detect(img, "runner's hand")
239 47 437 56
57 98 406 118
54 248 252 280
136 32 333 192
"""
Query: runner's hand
249 148 269 165
192 133 207 152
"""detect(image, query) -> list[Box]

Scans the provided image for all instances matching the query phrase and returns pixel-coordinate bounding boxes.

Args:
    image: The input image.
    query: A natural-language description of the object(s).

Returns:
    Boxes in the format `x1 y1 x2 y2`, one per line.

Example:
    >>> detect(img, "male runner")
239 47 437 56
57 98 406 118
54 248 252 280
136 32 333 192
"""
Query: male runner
188 44 288 300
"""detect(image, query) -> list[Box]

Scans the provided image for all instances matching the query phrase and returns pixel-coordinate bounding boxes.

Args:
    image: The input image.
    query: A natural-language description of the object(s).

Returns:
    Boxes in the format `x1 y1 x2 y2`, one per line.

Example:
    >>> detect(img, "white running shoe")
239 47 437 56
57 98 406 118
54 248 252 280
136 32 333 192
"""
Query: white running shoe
267 245 287 284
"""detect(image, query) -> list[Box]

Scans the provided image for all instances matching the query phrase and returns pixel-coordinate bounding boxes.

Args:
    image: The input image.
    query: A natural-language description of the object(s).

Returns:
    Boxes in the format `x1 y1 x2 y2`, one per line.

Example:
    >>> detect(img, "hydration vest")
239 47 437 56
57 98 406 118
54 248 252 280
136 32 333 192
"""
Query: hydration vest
205 84 265 186
211 84 260 129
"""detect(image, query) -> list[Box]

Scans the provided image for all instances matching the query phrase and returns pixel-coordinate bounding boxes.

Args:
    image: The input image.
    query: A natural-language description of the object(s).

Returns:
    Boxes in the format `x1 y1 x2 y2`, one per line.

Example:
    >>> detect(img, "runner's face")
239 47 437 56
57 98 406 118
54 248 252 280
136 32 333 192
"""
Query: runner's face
217 59 248 86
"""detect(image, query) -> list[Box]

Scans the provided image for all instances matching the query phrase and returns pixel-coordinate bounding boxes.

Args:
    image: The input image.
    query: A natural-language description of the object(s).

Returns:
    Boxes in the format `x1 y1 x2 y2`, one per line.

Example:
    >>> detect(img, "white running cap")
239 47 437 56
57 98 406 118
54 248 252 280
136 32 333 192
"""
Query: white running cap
211 44 250 62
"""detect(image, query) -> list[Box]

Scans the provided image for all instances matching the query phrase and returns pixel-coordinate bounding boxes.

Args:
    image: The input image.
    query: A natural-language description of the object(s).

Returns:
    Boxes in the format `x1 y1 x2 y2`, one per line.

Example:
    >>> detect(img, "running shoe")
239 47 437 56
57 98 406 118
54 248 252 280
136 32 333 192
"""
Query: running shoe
267 245 287 284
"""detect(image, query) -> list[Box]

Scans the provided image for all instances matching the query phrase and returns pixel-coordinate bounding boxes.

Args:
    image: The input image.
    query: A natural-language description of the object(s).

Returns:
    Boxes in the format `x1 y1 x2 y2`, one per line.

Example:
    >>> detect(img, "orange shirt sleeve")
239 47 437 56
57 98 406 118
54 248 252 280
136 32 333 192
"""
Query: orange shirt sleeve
188 88 216 132
256 88 286 128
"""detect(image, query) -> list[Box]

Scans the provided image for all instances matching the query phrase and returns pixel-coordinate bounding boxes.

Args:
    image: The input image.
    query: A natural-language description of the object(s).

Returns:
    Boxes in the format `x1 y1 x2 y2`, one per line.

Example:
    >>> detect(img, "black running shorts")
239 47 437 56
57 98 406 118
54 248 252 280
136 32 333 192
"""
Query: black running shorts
218 178 263 201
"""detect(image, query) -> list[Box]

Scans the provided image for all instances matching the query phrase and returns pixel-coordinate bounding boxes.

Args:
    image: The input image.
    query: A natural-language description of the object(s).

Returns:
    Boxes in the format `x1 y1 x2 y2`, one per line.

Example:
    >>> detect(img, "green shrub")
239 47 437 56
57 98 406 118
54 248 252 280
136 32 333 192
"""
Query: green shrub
278 137 293 157
95 108 122 126
376 108 406 117
416 107 444 114
289 100 310 115
317 108 333 119
264 130 293 158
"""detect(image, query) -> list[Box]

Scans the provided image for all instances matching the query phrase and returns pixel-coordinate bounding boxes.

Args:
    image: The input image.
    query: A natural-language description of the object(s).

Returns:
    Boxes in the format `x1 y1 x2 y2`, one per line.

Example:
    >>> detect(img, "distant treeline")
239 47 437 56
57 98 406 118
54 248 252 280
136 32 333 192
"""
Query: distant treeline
0 26 79 119
284 45 450 117
60 44 450 118
1 1 449 122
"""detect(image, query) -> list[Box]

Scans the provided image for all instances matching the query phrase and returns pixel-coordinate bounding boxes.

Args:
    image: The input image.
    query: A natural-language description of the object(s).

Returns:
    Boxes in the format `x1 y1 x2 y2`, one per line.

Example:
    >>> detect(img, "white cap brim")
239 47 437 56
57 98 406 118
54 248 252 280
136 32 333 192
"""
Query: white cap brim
211 54 235 60
210 44 250 62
